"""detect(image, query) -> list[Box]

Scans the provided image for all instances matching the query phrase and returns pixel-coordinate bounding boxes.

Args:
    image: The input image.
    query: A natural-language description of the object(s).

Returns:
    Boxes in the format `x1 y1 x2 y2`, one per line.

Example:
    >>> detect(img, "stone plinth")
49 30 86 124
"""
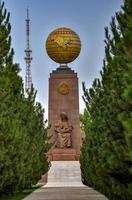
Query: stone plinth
45 161 85 187
48 67 81 160
48 148 76 161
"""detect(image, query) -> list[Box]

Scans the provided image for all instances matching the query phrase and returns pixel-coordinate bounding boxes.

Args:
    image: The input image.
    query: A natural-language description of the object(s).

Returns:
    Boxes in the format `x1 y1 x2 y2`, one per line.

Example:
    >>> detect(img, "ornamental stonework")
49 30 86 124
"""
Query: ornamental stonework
58 82 70 95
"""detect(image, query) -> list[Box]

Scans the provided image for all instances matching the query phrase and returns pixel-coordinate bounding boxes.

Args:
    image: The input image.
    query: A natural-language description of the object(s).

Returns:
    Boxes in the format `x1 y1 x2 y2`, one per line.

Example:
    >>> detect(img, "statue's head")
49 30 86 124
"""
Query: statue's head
60 112 68 121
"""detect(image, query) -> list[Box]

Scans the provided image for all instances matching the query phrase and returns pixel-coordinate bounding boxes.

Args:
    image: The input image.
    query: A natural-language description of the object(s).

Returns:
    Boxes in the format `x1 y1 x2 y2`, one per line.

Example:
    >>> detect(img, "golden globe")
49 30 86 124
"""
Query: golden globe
46 27 81 64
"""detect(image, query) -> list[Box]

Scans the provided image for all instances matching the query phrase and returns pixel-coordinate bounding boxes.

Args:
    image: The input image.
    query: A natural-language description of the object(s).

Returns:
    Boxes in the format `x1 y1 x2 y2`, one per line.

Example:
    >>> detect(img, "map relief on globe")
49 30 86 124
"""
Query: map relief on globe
46 27 81 66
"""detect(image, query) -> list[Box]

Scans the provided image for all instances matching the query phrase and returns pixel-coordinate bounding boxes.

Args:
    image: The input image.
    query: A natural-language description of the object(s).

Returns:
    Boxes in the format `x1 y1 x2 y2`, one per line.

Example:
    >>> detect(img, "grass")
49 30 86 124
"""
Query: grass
0 185 41 200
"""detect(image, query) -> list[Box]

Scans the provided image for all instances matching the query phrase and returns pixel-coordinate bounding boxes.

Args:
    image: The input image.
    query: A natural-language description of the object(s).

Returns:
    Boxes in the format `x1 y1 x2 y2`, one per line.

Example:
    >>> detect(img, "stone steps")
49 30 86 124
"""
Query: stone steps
44 161 85 187
23 161 108 200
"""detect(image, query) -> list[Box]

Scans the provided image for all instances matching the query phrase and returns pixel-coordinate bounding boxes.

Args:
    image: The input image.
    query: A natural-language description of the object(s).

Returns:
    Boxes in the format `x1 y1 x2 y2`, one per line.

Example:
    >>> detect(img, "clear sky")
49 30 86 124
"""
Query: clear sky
4 0 123 118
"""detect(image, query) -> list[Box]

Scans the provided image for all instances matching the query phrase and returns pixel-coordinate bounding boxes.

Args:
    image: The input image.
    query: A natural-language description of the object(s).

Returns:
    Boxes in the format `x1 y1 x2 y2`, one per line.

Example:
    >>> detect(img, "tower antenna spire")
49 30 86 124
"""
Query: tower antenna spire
25 7 32 93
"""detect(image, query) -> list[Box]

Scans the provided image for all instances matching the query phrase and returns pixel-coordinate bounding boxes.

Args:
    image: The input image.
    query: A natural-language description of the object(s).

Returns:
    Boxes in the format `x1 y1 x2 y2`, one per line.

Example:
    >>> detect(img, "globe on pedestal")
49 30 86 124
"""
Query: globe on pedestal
46 27 81 65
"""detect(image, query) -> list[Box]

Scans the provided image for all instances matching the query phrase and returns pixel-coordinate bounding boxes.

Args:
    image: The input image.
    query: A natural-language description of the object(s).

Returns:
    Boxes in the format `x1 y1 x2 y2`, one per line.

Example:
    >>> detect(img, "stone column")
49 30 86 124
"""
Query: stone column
48 67 81 160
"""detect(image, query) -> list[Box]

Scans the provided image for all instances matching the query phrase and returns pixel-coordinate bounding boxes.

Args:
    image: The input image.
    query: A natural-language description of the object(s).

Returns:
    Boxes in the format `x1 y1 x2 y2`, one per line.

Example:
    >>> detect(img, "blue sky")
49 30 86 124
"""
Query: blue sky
4 0 122 118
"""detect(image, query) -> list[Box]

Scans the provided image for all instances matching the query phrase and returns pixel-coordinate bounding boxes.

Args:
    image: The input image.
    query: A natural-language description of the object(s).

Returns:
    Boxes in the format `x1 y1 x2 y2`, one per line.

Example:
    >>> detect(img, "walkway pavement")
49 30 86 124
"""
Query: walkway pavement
23 161 108 200
24 187 108 200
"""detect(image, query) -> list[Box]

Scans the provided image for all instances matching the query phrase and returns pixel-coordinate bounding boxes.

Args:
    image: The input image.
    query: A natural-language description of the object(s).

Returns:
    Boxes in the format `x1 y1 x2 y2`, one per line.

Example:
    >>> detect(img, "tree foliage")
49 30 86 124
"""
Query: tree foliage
80 1 132 199
0 1 50 194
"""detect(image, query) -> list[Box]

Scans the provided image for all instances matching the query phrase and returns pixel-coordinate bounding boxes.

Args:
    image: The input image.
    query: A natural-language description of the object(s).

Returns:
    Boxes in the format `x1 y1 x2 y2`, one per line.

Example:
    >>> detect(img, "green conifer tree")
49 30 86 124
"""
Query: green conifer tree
0 1 50 194
119 61 132 158
80 1 132 199
0 0 24 193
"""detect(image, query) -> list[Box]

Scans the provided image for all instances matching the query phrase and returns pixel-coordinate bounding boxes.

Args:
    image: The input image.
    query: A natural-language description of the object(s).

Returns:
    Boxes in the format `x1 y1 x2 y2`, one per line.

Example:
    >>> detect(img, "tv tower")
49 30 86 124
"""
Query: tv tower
25 8 32 93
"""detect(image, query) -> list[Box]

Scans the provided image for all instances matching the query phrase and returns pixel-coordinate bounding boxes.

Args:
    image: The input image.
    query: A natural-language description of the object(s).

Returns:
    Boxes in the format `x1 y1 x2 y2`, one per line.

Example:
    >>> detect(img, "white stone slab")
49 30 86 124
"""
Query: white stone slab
44 161 86 187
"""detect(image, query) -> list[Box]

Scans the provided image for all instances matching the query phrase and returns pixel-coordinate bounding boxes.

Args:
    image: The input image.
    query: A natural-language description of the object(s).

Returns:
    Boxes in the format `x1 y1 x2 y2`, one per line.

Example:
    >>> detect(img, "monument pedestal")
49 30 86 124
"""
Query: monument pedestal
44 161 85 187
48 67 81 161
48 148 77 161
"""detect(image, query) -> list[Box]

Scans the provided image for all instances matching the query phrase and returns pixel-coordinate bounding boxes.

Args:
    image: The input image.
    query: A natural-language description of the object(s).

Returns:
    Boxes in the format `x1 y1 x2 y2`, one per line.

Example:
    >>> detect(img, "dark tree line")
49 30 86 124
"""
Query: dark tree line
80 0 132 199
0 1 50 194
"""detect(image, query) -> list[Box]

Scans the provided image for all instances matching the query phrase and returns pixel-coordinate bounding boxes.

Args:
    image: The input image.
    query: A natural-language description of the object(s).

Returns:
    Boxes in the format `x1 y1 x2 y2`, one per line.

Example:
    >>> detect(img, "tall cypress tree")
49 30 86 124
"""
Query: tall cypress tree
119 59 132 158
80 1 132 199
0 0 24 193
118 0 132 158
0 1 50 194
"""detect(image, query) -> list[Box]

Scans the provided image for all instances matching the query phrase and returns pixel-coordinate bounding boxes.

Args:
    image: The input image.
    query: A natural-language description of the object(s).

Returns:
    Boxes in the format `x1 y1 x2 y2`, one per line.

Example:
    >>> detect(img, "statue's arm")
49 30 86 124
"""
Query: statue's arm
55 120 61 133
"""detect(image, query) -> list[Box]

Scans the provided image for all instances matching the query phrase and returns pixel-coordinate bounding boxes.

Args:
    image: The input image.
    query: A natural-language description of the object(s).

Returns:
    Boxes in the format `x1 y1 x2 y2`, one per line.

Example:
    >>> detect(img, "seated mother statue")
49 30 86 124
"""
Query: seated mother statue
55 112 73 148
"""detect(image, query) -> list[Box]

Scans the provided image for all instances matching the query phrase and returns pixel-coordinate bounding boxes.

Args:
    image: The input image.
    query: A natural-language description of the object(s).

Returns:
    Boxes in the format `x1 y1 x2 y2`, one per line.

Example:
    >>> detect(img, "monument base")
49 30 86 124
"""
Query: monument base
44 161 85 187
48 148 78 161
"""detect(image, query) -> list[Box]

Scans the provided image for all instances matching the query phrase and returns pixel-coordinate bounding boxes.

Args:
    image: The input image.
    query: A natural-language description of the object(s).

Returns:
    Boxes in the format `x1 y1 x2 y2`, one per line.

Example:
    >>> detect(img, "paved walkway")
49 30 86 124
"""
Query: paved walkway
23 161 108 200
24 187 108 200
